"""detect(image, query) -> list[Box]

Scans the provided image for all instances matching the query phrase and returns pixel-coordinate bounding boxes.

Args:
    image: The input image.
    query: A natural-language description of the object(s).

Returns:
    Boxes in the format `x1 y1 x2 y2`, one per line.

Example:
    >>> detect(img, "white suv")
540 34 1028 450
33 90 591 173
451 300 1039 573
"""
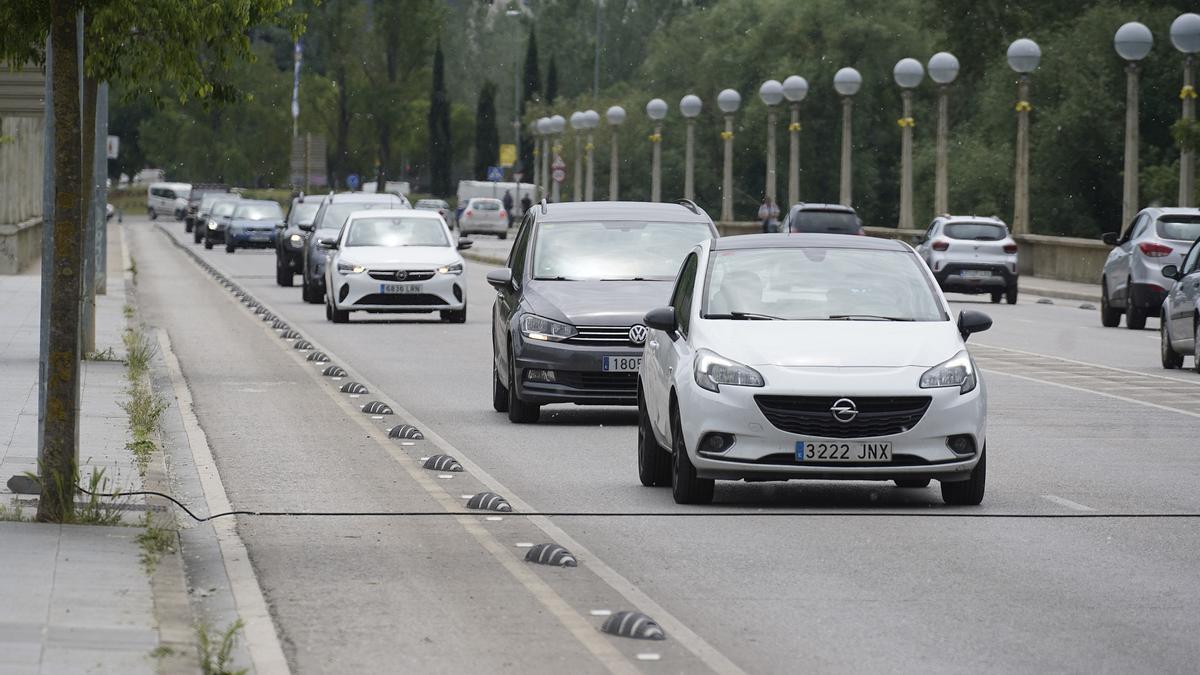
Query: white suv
915 216 1019 304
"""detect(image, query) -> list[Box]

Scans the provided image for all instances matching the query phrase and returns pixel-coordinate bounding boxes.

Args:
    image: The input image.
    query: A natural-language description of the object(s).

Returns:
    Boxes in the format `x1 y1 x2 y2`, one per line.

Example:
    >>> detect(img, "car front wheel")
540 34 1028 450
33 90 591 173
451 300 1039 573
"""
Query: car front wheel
507 359 540 423
1194 319 1200 374
1100 279 1121 327
492 359 509 413
276 258 293 287
1126 282 1147 330
637 391 671 487
670 407 714 504
940 449 986 506
1005 284 1018 305
1162 320 1183 369
301 275 323 304
440 304 467 323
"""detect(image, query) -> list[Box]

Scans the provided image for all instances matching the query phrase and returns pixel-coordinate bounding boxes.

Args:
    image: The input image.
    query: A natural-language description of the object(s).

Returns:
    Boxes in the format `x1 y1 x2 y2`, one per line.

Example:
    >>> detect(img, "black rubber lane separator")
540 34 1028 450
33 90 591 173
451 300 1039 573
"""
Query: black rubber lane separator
253 306 266 315
524 544 577 567
600 611 665 640
306 351 330 363
280 330 301 340
322 366 348 377
466 492 512 512
361 401 393 415
339 382 368 394
272 320 289 331
261 312 275 322
293 340 313 350
387 424 424 440
421 455 462 472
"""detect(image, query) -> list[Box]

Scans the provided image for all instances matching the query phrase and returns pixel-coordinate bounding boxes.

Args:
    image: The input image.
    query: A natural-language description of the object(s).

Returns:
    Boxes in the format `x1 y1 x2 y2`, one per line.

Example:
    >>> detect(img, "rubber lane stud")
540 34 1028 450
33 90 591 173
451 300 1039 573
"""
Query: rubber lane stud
600 611 666 640
253 306 266 315
361 401 393 415
293 340 313 350
339 382 368 394
280 330 301 340
306 351 330 362
261 312 275 322
272 320 289 331
421 455 462 472
1037 298 1054 305
322 366 348 378
524 544 577 567
466 492 512 512
387 424 424 440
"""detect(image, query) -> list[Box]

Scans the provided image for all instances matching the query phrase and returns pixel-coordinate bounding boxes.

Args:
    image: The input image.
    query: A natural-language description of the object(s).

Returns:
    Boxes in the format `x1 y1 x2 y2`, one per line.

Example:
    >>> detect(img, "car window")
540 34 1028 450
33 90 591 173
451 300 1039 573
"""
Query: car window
531 221 714 281
212 202 237 217
288 202 320 226
1183 243 1200 276
922 220 938 242
233 203 283 220
471 200 502 211
1156 215 1200 243
317 201 400 231
671 253 699 336
1127 214 1150 241
344 217 448 247
944 222 1007 241
789 210 859 234
702 247 946 322
508 214 534 282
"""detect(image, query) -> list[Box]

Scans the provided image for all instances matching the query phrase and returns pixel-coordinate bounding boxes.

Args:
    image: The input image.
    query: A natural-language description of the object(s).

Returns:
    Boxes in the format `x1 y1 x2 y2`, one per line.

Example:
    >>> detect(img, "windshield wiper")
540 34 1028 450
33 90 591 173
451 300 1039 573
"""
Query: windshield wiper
707 311 784 321
600 277 648 281
828 314 914 321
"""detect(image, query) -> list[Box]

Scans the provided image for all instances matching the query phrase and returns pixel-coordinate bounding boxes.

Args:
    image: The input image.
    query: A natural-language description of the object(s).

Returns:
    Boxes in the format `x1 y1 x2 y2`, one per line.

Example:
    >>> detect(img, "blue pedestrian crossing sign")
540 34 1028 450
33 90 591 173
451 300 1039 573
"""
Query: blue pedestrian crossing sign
347 173 360 190
487 166 504 182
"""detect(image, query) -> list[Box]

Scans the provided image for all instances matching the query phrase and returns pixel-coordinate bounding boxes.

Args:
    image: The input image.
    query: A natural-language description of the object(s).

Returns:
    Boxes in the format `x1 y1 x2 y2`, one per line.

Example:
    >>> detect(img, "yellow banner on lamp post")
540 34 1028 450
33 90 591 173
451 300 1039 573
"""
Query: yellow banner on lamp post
499 144 517 168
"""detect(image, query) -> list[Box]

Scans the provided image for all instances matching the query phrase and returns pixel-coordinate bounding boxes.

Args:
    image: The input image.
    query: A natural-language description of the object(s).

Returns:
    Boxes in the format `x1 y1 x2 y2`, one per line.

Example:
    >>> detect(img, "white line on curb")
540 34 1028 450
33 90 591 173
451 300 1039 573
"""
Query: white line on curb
1041 495 1096 512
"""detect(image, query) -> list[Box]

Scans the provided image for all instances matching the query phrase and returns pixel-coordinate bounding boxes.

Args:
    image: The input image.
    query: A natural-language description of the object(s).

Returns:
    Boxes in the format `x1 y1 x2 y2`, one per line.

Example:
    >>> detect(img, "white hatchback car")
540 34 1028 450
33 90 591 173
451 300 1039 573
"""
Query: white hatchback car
457 198 509 239
637 234 992 505
319 209 472 324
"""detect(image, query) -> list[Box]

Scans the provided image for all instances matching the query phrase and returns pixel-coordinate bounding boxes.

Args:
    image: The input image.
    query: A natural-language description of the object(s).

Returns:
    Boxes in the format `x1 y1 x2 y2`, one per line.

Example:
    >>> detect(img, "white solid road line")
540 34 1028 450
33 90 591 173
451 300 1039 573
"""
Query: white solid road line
156 328 292 675
982 369 1200 420
1041 495 1096 512
975 341 1199 385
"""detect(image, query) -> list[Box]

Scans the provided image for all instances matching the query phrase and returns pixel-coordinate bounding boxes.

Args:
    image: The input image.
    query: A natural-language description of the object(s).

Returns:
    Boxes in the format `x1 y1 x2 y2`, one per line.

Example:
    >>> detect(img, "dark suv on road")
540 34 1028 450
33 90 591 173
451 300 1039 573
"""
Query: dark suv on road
184 184 232 233
300 192 408 303
275 195 320 286
487 200 718 423
780 202 864 235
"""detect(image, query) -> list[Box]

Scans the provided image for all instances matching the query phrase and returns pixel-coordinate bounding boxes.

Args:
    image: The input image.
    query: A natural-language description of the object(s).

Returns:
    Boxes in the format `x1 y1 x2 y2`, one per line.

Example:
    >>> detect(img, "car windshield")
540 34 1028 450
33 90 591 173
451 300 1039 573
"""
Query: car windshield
789 210 860 234
319 201 399 231
533 221 714 281
212 202 238 217
344 217 448 248
200 193 232 209
289 202 320 225
233 203 283 220
944 222 1007 241
702 247 946 321
471 200 501 211
416 200 446 209
1157 216 1200 242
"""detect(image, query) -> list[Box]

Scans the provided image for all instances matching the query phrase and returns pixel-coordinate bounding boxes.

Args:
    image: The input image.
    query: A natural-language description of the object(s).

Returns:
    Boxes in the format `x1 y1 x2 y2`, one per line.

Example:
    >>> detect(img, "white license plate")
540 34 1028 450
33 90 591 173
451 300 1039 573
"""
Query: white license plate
796 441 892 463
380 283 423 294
602 356 641 372
250 234 270 241
960 269 992 278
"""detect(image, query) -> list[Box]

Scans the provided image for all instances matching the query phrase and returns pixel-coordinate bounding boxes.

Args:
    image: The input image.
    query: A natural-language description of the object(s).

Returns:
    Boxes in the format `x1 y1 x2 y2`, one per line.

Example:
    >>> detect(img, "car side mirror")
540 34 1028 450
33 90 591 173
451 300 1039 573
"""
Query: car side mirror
298 223 313 232
317 237 338 250
957 310 992 341
1101 232 1118 246
457 238 474 251
1162 264 1180 281
644 306 677 334
486 268 513 290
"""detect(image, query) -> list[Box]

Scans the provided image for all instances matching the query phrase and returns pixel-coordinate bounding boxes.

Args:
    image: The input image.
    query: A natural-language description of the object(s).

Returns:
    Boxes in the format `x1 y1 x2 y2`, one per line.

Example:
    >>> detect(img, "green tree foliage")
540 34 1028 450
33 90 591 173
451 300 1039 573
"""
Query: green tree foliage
429 40 453 196
520 29 541 173
475 81 500 180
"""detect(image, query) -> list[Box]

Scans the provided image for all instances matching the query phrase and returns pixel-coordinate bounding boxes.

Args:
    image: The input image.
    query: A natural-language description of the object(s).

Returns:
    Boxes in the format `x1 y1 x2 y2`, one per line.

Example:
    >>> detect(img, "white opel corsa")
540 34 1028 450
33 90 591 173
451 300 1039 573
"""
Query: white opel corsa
637 234 992 505
320 209 472 324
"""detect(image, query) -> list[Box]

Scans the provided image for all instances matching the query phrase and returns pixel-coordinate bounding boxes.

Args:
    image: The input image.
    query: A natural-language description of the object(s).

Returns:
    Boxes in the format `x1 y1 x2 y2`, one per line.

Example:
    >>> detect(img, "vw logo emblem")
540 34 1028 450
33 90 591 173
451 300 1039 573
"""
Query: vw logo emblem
829 398 858 423
628 324 648 345
393 270 408 281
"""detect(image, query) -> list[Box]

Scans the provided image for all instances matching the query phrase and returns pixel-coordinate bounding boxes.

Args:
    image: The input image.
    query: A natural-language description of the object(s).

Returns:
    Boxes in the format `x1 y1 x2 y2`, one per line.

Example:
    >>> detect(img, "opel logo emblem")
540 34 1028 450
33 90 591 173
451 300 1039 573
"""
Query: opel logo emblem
393 270 408 281
830 398 858 423
628 324 648 345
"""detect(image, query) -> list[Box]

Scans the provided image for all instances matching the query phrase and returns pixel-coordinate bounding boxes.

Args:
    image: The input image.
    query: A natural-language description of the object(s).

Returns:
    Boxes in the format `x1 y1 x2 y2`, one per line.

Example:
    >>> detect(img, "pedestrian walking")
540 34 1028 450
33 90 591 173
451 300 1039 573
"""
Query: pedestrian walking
520 194 532 216
502 190 514 227
758 196 780 233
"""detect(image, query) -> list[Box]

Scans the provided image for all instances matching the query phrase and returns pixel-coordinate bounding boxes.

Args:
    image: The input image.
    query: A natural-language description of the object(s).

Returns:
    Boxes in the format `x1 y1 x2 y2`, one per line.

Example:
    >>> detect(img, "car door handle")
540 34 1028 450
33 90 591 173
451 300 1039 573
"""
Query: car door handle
648 340 658 348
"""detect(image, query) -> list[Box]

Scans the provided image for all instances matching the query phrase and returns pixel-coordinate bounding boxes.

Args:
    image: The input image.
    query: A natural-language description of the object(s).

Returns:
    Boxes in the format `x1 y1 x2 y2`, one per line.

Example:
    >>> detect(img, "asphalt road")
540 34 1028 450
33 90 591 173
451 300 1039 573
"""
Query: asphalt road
131 218 1200 673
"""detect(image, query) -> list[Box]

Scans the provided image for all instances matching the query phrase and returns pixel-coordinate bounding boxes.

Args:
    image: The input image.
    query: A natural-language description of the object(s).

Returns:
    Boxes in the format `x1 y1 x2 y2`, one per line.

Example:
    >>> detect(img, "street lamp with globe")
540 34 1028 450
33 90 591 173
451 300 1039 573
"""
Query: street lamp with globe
582 110 599 201
1114 22 1153 222
893 58 924 229
782 75 808 206
1171 13 1200 207
646 98 668 201
928 52 959 215
547 114 566 202
833 67 862 206
606 105 626 200
570 111 586 201
759 80 784 212
717 88 742 222
536 117 551 198
679 94 702 201
1007 38 1041 234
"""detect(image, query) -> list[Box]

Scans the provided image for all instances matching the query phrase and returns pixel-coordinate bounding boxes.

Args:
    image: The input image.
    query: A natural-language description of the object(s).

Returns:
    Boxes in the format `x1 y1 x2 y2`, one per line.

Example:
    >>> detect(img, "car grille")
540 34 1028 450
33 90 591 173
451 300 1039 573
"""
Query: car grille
551 371 638 392
367 269 437 282
564 325 636 347
754 395 932 439
354 293 447 306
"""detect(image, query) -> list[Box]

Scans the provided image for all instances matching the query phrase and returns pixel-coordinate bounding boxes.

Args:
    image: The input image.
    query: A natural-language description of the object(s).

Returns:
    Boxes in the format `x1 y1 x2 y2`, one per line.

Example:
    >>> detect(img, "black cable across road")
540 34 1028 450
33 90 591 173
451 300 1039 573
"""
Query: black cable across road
77 485 1200 522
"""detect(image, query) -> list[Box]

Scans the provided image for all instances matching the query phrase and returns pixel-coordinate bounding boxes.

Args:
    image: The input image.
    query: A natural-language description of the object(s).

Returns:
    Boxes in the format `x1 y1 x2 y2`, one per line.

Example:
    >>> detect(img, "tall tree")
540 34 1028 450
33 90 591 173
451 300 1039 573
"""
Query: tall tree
519 29 540 174
545 55 558 104
474 81 499 181
428 39 452 196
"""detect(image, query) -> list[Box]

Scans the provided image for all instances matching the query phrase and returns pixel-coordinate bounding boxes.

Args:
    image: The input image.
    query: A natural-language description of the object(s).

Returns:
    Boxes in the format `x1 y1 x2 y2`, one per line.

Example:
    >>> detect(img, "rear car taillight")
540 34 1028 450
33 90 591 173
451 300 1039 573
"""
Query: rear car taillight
1003 243 1018 254
465 210 473 217
932 240 949 251
1138 242 1173 258
499 210 507 220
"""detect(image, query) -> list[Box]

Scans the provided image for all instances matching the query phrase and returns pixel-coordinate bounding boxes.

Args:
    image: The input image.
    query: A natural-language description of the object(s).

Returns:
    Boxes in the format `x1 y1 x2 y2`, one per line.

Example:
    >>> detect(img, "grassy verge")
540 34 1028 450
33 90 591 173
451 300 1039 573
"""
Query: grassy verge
121 328 166 476
109 187 146 213
136 511 177 574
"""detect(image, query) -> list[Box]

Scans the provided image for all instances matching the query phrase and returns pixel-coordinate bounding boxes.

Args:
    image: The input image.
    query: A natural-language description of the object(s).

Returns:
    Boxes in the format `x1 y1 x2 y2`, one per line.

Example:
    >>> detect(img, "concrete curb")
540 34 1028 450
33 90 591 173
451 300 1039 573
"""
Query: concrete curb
463 251 506 267
1019 283 1100 304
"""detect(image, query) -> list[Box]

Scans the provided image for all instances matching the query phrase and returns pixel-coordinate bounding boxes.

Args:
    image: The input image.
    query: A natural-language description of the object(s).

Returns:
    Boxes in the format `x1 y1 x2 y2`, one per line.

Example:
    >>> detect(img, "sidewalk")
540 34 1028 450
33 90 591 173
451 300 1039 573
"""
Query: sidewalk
0 221 163 674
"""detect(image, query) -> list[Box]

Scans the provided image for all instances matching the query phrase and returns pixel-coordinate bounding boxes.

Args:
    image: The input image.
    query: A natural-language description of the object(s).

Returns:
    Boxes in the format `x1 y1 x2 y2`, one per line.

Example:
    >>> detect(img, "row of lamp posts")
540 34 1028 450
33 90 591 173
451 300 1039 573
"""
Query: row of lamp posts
527 13 1200 227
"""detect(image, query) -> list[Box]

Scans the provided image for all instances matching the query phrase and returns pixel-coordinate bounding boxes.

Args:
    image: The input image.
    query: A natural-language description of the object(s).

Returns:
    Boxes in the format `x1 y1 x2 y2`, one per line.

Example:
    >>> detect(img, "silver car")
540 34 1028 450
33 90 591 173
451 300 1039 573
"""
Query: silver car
1160 236 1200 371
1101 207 1200 329
915 215 1018 304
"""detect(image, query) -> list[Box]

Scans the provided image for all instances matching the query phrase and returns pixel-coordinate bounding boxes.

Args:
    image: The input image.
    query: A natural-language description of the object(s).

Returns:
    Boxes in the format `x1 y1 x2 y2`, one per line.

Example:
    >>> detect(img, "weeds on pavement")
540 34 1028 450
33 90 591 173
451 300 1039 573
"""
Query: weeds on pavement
123 328 156 382
121 327 165 476
85 346 121 362
128 254 138 284
0 497 28 522
136 511 176 574
123 304 135 319
197 620 247 675
71 468 129 525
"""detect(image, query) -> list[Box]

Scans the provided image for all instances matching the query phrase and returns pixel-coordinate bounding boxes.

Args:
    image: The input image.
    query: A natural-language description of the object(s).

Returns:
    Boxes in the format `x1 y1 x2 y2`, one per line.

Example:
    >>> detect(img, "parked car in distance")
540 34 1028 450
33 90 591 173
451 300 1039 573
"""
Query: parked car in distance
201 199 240 250
458 198 509 239
637 233 991 505
1159 237 1200 371
414 199 451 222
320 209 472 324
147 182 191 220
915 215 1019 304
224 200 284 253
275 195 321 286
192 191 240 244
1101 208 1200 329
487 200 718 424
301 192 409 304
780 203 864 236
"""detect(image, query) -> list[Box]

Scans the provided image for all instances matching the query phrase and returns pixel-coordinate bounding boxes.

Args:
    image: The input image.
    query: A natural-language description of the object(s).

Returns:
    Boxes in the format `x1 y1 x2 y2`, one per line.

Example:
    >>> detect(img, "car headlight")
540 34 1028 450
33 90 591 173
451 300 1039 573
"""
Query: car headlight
920 350 977 394
337 261 365 274
207 220 217 230
437 262 463 275
520 315 576 342
288 233 304 248
693 349 765 393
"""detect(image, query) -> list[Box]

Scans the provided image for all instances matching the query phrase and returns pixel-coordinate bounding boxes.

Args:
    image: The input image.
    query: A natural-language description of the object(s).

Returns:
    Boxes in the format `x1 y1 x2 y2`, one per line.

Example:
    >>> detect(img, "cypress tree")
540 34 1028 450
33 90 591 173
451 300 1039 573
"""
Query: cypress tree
519 30 540 175
546 56 558 104
428 39 452 196
474 81 499 181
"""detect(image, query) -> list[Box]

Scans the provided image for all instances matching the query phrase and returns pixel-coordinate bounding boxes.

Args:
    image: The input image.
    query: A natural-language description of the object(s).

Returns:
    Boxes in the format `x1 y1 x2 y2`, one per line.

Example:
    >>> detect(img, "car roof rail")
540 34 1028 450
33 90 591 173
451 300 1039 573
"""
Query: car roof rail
540 198 548 214
675 198 701 215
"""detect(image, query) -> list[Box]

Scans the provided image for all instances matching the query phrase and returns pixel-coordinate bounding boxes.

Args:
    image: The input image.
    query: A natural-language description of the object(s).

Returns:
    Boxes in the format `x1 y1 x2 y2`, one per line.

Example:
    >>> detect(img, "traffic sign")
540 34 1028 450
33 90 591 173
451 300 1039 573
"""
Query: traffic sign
487 166 504 182
551 155 566 184
105 135 119 159
499 144 517 168
347 173 360 190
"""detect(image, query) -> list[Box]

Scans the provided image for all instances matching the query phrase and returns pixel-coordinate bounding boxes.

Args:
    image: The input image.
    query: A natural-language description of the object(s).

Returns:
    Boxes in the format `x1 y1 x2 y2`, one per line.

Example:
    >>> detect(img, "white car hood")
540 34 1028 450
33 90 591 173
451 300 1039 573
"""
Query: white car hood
694 320 961 368
337 245 459 267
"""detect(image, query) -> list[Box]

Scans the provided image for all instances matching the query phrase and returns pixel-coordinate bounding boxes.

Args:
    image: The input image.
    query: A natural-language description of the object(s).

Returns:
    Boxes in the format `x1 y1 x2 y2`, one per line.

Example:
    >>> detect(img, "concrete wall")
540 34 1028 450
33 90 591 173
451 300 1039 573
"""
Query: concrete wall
0 116 44 273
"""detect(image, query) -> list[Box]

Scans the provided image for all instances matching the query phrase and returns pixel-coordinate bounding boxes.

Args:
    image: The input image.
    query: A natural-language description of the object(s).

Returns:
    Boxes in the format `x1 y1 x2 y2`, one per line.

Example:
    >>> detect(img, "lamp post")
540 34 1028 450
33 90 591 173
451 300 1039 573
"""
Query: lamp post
1114 22 1154 224
679 94 702 201
759 79 784 207
928 52 959 216
536 117 551 198
1172 13 1200 207
506 9 522 177
833 67 862 206
570 111 585 201
717 88 741 222
1007 38 1041 234
606 105 626 200
782 75 808 207
893 58 924 230
548 114 566 202
646 98 668 201
583 109 599 201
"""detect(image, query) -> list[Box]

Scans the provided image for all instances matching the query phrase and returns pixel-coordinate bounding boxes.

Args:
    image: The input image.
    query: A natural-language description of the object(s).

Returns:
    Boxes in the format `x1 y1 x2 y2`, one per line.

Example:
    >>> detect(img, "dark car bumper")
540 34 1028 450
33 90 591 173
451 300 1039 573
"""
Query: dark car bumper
934 263 1017 293
204 228 226 244
228 231 276 248
1129 282 1167 314
512 336 641 406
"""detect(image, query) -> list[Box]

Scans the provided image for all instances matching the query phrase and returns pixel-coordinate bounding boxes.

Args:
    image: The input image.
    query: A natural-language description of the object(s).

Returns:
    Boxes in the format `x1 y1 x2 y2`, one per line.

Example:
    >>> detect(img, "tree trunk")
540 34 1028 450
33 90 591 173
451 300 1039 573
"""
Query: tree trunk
376 120 389 192
39 0 83 522
80 74 97 355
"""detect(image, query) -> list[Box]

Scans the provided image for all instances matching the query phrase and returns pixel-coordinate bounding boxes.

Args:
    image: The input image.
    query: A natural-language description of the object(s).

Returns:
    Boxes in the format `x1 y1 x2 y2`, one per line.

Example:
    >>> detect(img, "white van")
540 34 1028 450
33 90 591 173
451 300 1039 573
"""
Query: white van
147 182 191 220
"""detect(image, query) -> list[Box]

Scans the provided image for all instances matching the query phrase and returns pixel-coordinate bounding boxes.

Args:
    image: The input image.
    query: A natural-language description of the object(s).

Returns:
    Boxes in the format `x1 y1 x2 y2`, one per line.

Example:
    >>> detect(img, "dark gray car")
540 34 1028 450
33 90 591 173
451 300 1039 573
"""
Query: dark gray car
300 192 408 303
487 200 718 423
